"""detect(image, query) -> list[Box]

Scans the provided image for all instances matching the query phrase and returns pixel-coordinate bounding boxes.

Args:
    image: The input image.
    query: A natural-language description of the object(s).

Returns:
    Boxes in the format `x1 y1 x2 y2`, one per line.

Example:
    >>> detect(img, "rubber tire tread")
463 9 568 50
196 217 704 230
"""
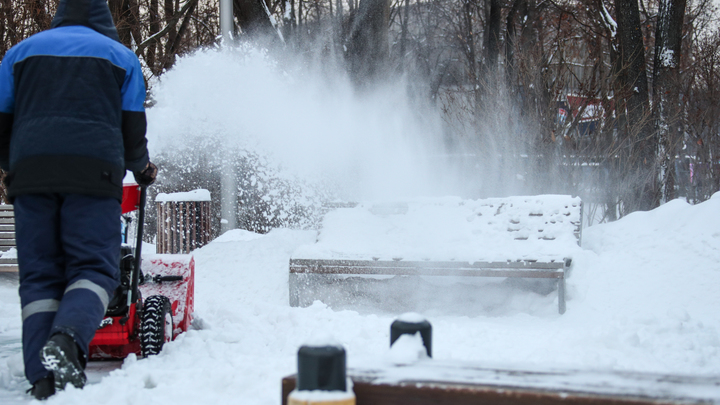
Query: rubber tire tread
141 295 172 356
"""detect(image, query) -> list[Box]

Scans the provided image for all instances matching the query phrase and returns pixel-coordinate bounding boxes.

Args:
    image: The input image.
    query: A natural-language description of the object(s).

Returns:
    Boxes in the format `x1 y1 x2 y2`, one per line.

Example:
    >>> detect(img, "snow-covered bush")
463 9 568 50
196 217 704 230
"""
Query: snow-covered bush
145 140 331 241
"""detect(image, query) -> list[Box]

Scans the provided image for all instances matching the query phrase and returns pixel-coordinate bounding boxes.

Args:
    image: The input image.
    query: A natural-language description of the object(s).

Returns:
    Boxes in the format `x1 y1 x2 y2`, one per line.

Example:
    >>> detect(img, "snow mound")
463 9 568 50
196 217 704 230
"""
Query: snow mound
213 229 265 243
293 195 582 263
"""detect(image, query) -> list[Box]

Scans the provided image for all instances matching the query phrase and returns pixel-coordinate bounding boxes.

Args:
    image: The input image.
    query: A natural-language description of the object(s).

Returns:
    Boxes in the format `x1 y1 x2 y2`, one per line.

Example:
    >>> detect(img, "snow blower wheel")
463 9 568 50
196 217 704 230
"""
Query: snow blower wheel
141 295 173 356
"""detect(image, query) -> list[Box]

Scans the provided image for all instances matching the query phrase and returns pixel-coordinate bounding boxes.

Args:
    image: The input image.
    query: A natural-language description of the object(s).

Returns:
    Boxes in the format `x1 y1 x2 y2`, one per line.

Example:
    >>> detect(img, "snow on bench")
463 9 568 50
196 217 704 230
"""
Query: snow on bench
289 195 582 314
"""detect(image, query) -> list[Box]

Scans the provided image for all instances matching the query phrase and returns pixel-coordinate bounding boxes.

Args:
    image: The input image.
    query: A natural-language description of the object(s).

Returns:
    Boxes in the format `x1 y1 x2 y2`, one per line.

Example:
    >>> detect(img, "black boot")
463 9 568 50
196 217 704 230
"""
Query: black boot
40 333 87 390
28 374 55 400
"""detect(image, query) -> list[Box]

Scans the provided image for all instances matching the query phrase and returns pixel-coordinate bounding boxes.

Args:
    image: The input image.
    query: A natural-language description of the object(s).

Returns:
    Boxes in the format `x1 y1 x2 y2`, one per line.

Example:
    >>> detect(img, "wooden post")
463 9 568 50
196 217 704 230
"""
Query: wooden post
156 189 212 254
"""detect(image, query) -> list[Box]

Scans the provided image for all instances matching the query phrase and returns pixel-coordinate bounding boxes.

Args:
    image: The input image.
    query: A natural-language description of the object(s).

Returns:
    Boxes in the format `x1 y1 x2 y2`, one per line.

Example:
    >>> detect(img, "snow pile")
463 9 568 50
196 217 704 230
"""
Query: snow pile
211 229 265 243
388 333 428 365
293 195 582 262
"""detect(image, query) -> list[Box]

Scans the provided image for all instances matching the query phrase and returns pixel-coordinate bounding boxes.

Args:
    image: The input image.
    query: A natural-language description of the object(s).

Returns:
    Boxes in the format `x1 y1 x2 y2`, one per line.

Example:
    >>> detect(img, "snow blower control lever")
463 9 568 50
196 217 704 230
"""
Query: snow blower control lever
128 185 147 308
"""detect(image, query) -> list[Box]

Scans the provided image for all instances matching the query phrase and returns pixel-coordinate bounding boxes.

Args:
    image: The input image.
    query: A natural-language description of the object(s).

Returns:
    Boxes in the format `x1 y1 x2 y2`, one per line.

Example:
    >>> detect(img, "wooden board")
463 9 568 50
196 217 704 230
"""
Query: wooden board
0 265 18 273
281 362 720 405
290 258 567 278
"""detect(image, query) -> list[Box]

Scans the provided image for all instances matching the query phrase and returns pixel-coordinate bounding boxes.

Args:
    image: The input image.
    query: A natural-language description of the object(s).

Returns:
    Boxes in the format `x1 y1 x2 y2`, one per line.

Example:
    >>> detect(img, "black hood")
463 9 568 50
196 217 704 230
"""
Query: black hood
51 0 120 42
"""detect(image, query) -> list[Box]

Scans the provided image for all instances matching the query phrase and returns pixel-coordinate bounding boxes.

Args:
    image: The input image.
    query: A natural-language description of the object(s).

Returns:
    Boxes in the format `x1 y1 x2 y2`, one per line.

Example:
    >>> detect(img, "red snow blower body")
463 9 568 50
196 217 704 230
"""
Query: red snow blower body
88 182 195 360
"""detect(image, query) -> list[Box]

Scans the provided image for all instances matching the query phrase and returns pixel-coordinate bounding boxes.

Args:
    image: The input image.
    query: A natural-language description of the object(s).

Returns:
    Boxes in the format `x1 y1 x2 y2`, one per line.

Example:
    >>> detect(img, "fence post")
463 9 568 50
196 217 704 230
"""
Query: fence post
156 189 212 254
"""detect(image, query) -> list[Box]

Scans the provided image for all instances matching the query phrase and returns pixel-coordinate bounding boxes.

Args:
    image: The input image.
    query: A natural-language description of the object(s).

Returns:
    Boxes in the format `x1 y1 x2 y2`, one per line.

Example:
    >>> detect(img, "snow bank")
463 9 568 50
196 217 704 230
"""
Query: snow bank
293 195 582 262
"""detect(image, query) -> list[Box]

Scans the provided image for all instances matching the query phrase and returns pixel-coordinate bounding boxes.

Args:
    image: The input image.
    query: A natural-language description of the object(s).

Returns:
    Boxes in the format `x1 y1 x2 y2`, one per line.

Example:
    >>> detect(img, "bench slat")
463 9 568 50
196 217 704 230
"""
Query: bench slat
290 260 565 279
291 258 567 270
0 265 18 273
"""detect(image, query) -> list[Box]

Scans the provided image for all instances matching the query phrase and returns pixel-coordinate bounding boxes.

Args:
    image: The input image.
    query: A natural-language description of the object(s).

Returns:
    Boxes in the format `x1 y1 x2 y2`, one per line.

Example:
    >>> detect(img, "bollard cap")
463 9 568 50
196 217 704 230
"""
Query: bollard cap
390 315 432 358
297 344 347 392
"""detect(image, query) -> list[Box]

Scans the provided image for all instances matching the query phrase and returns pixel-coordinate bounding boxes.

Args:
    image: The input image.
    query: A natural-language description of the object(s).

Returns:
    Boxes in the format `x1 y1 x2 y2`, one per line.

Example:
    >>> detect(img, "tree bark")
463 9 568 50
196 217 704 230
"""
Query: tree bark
614 0 656 212
163 0 198 70
653 0 686 202
234 0 279 40
29 0 52 31
484 0 501 75
109 0 134 47
147 0 161 74
345 0 390 86
164 0 177 58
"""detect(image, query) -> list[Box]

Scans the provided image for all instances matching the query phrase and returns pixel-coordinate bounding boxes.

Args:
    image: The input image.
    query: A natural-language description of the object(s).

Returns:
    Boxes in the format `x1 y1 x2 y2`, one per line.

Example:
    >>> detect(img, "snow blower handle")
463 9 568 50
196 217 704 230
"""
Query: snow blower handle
130 185 148 305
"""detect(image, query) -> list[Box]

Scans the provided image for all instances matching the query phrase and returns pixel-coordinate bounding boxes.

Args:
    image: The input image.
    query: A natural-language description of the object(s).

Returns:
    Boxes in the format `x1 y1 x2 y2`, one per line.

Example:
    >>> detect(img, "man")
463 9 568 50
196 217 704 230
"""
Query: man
0 0 157 399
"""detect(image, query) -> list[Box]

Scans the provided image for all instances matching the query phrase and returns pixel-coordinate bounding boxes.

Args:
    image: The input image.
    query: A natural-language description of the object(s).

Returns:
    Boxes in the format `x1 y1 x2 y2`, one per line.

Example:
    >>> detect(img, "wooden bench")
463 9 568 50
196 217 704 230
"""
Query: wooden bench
289 195 582 314
281 362 720 405
0 204 17 273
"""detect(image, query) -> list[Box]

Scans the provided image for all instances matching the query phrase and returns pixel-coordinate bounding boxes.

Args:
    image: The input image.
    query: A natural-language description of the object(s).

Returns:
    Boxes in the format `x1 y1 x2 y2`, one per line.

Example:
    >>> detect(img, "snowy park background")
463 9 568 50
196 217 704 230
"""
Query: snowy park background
1 46 720 403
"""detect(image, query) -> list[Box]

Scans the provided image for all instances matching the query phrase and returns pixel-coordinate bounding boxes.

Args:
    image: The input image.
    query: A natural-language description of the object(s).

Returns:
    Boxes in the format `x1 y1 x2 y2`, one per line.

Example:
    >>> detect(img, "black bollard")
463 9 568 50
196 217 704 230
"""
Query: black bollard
297 344 347 392
390 315 432 357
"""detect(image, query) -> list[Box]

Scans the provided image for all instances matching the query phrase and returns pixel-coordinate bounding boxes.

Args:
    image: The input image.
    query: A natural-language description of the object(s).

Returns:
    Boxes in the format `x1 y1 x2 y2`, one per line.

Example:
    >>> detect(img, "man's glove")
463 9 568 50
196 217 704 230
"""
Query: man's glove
134 162 158 186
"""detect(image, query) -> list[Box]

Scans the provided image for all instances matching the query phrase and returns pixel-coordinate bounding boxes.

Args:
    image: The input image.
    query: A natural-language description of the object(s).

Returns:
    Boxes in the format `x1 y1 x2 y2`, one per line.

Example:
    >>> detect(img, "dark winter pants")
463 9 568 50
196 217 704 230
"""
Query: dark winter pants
15 194 120 384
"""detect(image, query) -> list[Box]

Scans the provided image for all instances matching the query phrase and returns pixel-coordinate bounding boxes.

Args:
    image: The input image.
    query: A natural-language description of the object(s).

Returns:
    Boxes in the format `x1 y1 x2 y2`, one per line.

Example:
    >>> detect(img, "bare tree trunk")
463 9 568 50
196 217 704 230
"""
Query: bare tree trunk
345 0 390 86
0 0 9 55
109 0 133 47
653 0 686 202
29 0 52 31
614 0 655 212
165 0 177 59
484 0 501 75
505 0 527 89
147 0 161 73
127 0 143 48
234 0 280 41
164 0 198 69
461 0 478 108
398 0 409 71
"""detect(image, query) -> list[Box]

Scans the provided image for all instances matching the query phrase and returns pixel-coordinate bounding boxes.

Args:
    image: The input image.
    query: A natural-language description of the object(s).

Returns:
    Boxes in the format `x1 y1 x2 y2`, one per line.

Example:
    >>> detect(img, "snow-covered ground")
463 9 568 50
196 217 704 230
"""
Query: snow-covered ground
1 193 720 404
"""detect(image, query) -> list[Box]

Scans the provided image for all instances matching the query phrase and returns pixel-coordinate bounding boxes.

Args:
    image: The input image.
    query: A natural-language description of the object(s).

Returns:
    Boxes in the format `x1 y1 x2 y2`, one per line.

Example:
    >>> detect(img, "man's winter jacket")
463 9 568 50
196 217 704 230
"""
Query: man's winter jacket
0 0 149 201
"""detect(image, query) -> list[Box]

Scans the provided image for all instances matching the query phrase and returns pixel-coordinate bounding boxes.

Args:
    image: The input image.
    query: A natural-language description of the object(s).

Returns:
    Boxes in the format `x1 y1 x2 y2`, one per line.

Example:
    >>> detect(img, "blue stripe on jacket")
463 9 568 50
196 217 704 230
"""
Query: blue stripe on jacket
0 26 145 113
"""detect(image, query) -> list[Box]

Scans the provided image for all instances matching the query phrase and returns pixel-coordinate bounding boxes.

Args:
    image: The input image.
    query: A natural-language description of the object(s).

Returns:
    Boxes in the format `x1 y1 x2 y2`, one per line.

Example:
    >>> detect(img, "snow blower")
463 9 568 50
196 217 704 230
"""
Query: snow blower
88 181 195 359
